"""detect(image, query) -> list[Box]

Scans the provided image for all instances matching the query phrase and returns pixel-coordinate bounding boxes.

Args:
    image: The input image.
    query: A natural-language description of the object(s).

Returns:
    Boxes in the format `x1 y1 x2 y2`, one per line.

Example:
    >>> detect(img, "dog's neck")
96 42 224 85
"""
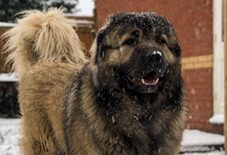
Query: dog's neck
75 64 183 155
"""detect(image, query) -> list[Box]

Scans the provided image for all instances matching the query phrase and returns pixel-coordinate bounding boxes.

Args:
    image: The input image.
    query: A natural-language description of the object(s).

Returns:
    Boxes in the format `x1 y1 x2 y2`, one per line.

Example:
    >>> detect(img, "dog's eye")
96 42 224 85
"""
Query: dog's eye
157 38 166 44
156 37 166 44
121 37 137 46
156 34 168 45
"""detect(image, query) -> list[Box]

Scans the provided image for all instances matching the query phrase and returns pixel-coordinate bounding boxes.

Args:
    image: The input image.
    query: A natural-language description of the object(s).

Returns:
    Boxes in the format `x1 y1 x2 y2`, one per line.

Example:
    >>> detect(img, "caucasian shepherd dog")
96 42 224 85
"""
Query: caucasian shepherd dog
4 9 185 155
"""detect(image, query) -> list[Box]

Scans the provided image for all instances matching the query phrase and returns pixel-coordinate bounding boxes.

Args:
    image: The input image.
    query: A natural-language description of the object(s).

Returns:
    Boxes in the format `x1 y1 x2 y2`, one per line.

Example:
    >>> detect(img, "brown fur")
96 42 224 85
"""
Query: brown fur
4 10 185 155
3 8 87 77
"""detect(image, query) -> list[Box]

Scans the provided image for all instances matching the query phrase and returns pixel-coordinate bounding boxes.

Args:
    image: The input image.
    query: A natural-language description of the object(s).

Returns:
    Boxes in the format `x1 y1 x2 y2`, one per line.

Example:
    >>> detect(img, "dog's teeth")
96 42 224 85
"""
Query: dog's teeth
141 79 150 86
141 78 159 86
142 79 148 85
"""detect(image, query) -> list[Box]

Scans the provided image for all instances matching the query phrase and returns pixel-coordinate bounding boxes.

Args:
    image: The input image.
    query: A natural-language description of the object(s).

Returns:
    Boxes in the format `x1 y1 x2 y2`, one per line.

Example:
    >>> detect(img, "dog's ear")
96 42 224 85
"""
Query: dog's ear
167 31 181 57
94 28 107 64
169 37 181 57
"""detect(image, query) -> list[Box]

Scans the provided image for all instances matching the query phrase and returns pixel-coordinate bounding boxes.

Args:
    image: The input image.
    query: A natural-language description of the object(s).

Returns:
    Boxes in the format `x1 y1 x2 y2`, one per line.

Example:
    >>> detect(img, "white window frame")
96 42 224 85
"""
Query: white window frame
212 0 224 116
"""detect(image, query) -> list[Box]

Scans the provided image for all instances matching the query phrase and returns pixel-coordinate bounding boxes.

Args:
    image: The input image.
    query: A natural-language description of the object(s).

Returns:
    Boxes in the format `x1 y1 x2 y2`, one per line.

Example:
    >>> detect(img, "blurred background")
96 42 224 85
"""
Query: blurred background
0 0 226 154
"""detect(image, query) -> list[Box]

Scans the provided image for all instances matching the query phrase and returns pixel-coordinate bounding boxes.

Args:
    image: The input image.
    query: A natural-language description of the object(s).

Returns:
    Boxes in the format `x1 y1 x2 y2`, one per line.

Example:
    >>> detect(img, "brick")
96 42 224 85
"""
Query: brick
95 0 213 57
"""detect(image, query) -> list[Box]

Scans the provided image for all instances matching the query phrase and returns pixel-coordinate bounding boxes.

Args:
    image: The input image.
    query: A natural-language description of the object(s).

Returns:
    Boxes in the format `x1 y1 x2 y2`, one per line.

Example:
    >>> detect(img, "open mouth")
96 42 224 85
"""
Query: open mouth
128 71 160 88
127 70 160 93
141 71 159 86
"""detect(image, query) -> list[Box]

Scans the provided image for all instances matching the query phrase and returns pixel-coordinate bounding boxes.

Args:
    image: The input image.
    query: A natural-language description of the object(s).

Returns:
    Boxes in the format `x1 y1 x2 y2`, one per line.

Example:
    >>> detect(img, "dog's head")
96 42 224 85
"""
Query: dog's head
92 12 182 94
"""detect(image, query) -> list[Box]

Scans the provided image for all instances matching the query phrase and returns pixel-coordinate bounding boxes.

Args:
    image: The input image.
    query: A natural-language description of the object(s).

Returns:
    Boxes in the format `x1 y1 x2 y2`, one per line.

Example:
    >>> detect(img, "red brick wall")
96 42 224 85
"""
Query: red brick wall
95 0 213 57
95 0 223 134
184 68 223 134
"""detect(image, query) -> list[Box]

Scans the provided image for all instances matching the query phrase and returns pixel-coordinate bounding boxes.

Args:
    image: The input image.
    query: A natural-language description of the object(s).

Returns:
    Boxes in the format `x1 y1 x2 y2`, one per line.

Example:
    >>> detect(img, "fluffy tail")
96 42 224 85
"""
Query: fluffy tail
3 8 87 77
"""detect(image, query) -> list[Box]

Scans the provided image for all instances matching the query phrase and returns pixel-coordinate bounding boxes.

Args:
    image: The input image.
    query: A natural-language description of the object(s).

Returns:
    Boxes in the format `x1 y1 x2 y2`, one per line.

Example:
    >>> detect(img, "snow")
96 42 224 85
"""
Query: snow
0 0 94 28
209 114 224 125
0 22 15 27
183 152 225 155
181 130 224 154
76 0 94 16
0 73 19 82
0 118 21 155
182 130 224 146
0 119 225 155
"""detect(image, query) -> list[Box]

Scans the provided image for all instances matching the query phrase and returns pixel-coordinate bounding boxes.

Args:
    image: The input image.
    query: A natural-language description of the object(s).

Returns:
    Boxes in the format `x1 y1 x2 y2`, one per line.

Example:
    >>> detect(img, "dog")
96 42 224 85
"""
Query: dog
4 9 185 155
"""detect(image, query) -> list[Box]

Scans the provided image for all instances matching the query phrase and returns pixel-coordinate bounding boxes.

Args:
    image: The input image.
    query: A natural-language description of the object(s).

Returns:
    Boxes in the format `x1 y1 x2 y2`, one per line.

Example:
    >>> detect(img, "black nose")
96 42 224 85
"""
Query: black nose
145 50 163 64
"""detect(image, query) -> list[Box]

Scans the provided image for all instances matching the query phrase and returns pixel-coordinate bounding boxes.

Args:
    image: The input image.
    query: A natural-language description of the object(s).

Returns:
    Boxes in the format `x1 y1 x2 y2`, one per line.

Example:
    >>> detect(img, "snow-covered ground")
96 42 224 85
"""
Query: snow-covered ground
183 152 224 155
0 22 15 27
0 118 225 155
0 73 19 82
182 130 224 146
181 130 225 155
0 118 21 155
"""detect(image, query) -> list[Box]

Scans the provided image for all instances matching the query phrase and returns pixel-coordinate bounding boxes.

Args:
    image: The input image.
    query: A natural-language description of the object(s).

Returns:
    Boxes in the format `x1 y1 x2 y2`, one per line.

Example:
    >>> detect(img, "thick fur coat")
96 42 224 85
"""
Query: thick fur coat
4 9 185 155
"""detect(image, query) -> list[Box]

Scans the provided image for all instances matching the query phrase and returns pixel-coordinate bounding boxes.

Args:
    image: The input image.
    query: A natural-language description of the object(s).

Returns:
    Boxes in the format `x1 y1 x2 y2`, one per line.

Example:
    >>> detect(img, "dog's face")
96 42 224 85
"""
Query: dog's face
92 12 181 94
